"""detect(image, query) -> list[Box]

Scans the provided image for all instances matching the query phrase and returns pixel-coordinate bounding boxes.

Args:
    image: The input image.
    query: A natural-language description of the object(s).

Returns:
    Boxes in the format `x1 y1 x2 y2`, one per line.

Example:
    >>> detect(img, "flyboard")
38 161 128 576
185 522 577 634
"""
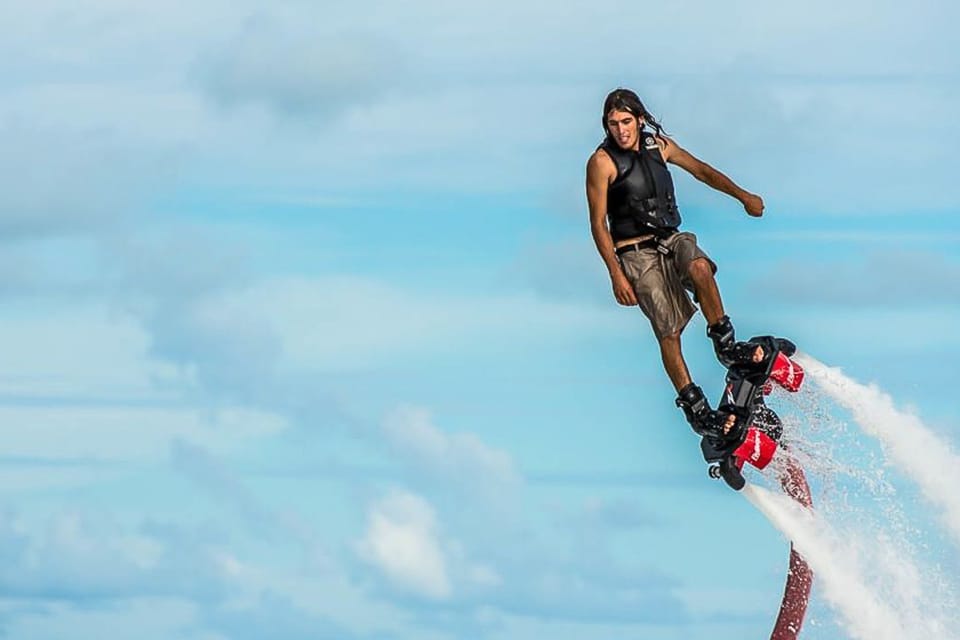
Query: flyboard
700 336 813 640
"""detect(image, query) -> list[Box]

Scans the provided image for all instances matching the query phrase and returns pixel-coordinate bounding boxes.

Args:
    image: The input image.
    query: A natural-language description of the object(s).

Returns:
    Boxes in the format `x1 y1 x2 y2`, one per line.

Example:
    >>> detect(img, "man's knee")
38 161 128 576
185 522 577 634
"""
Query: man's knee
687 257 714 283
658 332 682 351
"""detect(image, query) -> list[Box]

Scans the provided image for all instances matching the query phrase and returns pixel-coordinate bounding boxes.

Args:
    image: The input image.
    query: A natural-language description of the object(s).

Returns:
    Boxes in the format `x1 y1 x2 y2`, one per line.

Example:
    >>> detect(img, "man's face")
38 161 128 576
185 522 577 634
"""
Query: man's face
606 109 643 149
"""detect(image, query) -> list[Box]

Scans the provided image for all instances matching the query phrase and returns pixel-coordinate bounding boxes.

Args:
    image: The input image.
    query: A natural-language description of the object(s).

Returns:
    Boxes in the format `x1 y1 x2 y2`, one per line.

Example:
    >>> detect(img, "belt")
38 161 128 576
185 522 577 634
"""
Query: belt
615 238 666 256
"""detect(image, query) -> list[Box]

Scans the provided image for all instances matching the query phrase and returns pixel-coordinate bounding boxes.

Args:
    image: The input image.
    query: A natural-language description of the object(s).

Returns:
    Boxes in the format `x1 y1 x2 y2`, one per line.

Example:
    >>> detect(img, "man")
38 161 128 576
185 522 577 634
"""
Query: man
585 88 765 438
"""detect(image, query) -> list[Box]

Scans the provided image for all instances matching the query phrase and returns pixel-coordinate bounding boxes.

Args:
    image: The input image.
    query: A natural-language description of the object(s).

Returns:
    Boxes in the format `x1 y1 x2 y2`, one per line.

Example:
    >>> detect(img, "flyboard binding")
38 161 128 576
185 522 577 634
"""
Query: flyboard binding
701 335 805 491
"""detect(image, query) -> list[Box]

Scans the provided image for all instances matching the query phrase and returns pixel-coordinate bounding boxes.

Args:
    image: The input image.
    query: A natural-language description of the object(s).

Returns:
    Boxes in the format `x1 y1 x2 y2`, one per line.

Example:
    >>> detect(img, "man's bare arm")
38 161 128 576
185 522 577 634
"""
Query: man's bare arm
586 152 638 306
657 136 764 217
586 152 621 274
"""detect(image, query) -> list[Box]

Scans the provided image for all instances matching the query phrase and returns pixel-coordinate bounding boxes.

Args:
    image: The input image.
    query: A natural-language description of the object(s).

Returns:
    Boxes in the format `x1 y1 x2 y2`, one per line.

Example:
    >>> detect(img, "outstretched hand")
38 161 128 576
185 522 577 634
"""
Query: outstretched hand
742 193 764 217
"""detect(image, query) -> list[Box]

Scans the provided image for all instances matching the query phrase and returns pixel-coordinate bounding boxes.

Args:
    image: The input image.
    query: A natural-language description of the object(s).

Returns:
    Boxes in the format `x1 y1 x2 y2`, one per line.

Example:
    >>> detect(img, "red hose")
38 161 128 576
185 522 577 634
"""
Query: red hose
769 458 814 640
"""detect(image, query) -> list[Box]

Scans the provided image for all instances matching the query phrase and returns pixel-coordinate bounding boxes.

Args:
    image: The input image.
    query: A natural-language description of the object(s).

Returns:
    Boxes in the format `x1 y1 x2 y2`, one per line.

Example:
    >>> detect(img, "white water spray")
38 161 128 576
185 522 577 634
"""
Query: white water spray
794 352 960 547
744 485 909 640
737 352 959 639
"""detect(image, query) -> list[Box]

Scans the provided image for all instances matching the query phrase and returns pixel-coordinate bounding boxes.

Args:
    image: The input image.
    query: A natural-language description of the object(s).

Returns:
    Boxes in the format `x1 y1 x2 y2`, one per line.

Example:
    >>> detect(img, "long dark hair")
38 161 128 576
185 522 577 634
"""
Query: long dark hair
601 88 667 141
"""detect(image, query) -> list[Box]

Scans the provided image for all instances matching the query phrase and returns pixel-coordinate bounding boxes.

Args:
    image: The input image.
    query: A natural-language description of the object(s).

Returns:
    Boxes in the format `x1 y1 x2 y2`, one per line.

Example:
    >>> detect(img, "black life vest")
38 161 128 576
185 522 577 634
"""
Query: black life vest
599 133 681 241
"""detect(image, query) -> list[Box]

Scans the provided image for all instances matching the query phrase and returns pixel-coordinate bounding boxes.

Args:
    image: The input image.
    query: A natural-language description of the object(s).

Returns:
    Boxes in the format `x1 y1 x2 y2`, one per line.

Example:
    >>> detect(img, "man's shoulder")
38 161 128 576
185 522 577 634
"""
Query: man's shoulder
590 144 610 156
587 147 617 175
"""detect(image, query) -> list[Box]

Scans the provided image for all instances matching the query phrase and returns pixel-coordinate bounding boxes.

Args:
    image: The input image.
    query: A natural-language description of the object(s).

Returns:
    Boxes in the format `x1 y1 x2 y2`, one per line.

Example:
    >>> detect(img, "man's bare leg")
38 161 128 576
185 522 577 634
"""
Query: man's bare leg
659 331 736 434
686 258 763 364
658 332 691 392
686 258 724 326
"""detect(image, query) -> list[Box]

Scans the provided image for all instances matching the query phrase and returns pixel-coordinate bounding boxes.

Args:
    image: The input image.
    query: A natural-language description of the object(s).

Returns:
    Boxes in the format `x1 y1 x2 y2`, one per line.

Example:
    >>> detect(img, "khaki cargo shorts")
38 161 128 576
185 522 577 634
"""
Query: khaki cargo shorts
617 231 717 339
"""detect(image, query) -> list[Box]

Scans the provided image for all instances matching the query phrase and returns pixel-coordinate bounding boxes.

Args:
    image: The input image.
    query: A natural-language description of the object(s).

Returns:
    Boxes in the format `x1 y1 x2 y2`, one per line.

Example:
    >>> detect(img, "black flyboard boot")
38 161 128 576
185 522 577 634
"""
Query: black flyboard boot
708 316 798 387
675 383 721 437
677 383 752 491
707 315 760 369
676 383 748 446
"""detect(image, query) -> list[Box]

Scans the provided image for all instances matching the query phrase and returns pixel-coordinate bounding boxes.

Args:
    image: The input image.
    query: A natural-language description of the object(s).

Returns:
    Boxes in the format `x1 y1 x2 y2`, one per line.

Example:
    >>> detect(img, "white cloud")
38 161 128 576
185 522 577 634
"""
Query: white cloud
0 597 207 640
0 304 166 398
200 592 357 640
0 303 287 466
0 123 170 236
355 488 506 604
170 439 322 555
0 404 286 464
468 564 503 588
98 256 622 406
356 489 452 601
753 251 960 306
190 274 620 374
2 0 956 220
0 510 232 601
199 14 403 118
383 406 521 493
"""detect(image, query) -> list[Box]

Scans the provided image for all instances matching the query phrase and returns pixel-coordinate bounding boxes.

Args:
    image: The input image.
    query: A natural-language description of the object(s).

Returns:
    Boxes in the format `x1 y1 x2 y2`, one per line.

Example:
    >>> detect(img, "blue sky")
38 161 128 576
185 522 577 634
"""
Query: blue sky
0 1 957 638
